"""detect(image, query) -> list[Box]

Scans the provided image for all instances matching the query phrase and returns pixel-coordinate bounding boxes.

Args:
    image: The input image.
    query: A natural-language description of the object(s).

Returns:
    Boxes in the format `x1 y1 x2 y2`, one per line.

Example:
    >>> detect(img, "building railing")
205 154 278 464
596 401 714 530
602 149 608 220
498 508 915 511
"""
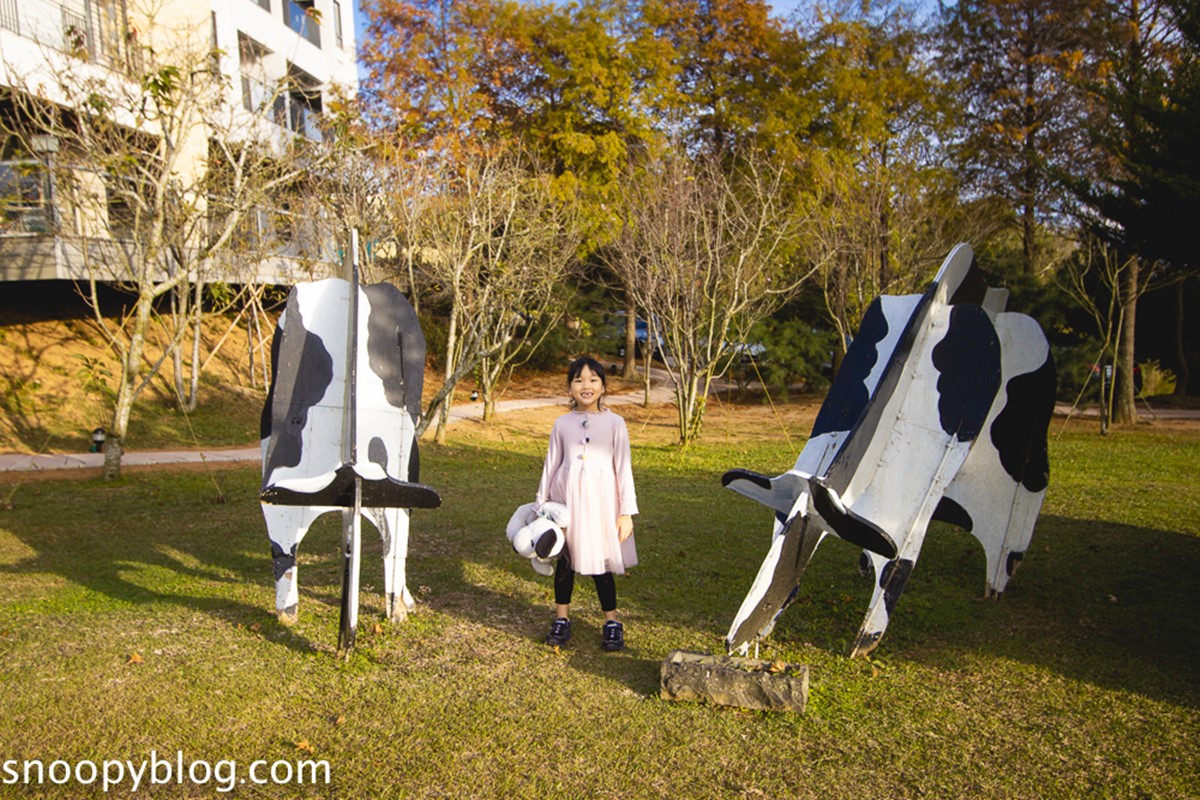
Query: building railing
289 102 323 143
0 0 19 34
286 0 320 48
0 0 141 77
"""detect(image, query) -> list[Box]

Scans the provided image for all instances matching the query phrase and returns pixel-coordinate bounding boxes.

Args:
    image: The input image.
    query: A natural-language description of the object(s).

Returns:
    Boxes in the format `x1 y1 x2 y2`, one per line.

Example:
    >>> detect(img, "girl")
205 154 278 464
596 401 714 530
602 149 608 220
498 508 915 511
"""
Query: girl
536 356 638 651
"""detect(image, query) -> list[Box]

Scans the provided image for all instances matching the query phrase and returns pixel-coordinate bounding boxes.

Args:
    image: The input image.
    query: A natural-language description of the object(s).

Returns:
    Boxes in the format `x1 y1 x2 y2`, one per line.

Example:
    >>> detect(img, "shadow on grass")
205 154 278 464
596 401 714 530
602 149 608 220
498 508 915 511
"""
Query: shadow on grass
0 468 324 655
3 440 1198 710
747 514 1200 708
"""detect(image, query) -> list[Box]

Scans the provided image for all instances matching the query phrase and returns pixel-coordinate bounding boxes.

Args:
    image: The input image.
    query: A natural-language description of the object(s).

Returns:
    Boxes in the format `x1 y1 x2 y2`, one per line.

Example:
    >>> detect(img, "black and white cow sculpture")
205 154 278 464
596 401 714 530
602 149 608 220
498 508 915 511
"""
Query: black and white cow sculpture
723 244 1055 657
260 277 439 636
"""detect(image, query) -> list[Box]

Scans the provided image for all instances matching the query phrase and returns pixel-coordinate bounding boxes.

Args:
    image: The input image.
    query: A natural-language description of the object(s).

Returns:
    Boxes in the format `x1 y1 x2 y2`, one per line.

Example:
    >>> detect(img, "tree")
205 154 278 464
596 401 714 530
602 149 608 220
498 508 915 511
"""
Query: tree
647 0 785 154
361 0 526 154
609 148 811 444
1070 0 1199 412
412 147 581 442
938 0 1099 274
790 2 991 369
1 13 324 478
1058 236 1159 432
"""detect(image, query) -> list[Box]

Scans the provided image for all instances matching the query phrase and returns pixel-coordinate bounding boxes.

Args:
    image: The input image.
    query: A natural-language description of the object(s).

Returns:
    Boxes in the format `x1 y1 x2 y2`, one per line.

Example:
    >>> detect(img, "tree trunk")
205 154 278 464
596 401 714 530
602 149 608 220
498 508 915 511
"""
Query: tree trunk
623 293 637 380
435 310 459 444
1174 278 1190 396
103 295 154 479
1113 257 1139 424
1022 26 1037 276
184 278 204 412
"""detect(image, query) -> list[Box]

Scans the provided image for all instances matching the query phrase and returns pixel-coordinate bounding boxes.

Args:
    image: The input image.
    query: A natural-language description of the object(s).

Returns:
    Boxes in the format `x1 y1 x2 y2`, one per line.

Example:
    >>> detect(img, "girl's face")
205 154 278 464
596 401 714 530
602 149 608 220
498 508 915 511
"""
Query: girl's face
570 365 605 412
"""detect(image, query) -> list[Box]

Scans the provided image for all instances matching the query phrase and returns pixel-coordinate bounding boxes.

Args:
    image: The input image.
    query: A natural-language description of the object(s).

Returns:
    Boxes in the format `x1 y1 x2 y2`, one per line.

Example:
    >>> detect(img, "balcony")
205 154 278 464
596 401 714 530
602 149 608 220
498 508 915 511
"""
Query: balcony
0 0 141 76
1 0 18 34
286 0 320 48
288 99 323 143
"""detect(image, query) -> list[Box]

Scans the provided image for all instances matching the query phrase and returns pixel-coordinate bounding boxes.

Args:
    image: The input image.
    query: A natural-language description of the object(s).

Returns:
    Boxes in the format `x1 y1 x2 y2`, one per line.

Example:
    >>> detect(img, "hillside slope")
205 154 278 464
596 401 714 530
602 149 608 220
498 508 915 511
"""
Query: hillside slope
0 312 271 455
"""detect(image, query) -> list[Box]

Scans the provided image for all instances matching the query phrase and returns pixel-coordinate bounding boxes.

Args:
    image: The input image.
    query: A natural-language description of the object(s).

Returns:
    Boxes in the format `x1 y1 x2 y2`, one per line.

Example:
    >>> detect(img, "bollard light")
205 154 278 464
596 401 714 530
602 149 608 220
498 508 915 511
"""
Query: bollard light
90 427 106 453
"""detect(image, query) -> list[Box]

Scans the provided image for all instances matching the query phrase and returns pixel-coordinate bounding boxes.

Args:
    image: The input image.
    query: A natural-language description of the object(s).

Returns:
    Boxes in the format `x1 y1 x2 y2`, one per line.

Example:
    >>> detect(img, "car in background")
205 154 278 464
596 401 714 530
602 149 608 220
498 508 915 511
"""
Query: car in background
724 340 766 363
607 311 666 360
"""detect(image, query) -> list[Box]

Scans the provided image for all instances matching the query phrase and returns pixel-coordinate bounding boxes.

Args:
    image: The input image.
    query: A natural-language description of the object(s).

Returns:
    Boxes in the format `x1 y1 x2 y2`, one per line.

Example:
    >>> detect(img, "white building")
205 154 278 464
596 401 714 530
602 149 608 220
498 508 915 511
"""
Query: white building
0 0 359 283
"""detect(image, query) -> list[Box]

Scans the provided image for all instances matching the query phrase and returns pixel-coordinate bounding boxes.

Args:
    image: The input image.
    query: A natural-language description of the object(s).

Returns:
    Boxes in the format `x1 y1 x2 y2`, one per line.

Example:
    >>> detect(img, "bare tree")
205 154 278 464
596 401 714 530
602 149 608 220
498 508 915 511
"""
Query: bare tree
413 147 581 441
609 149 814 444
1058 235 1159 431
1 12 325 477
473 172 582 420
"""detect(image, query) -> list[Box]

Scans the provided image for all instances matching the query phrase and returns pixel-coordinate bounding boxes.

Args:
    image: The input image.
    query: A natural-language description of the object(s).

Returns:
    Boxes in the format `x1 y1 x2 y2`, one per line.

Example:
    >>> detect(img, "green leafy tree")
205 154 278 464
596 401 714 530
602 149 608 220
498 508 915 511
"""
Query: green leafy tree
646 0 784 153
1070 0 1199 407
938 0 1099 274
783 2 982 369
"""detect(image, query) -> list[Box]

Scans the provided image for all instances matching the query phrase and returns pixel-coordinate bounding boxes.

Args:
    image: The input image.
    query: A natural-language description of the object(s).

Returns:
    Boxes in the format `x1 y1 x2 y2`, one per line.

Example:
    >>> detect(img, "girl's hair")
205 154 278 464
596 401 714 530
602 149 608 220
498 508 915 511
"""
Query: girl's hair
567 356 608 410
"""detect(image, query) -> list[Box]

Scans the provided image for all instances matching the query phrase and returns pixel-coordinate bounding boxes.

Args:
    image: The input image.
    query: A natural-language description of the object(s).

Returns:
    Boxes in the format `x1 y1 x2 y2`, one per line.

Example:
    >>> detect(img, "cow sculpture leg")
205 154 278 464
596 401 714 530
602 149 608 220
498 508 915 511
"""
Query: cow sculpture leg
262 504 329 624
368 506 415 622
263 504 416 625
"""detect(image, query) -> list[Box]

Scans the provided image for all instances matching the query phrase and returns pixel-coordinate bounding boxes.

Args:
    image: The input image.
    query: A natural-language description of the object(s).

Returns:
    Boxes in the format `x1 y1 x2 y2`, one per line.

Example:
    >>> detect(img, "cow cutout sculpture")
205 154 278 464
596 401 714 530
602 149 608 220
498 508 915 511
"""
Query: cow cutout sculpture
723 244 1054 658
260 239 439 652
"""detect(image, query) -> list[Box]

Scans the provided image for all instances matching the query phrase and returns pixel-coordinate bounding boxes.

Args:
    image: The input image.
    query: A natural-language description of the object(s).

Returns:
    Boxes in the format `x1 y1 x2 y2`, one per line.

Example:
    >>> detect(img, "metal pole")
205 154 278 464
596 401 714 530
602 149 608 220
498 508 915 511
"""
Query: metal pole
338 229 362 655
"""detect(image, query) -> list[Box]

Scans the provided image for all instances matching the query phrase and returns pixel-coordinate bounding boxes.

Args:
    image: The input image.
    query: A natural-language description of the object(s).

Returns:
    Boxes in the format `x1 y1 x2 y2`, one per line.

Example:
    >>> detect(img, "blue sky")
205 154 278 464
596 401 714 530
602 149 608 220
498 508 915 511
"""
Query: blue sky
350 0 939 52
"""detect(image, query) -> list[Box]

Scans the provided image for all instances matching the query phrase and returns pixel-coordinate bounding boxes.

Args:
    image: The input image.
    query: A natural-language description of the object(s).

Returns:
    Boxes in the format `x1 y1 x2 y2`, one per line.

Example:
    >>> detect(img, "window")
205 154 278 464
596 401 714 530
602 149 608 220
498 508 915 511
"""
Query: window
333 1 343 48
284 65 324 141
239 35 272 113
285 0 320 48
288 89 323 141
0 161 51 235
105 174 143 240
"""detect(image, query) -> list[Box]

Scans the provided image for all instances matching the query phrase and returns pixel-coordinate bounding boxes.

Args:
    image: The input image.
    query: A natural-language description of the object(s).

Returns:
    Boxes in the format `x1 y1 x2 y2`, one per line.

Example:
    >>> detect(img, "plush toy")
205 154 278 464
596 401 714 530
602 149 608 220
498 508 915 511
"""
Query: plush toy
506 502 568 576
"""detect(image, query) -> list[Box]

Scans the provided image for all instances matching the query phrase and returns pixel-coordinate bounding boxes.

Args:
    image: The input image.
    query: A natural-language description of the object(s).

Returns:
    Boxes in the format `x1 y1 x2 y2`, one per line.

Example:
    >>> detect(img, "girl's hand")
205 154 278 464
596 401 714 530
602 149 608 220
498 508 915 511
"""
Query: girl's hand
617 514 634 542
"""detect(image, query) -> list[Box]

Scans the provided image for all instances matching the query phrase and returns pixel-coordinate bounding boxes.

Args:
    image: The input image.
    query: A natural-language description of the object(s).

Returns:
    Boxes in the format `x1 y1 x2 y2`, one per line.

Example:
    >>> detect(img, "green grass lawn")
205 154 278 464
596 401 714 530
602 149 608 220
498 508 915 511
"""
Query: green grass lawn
0 414 1197 798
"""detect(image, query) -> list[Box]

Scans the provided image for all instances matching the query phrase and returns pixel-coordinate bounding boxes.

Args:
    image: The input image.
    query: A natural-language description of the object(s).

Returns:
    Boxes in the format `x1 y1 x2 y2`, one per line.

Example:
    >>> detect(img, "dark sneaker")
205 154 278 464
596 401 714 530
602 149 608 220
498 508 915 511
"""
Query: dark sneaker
545 617 572 646
601 620 625 652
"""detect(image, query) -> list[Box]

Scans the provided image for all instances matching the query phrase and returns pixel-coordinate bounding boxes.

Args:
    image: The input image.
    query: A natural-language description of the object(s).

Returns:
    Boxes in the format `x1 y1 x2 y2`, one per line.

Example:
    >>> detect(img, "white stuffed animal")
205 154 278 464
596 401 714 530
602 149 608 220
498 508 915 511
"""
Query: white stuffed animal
506 502 568 576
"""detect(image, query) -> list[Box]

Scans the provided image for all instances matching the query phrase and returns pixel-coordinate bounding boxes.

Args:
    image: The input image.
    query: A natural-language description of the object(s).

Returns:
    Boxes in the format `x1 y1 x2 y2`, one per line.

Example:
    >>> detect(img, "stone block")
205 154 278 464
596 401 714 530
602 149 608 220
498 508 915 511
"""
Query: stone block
659 649 809 713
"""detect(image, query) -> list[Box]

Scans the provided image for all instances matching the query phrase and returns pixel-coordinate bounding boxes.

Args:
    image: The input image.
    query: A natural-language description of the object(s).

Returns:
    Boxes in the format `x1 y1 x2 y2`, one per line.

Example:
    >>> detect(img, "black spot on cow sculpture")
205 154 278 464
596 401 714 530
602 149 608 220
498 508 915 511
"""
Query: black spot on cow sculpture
723 244 1055 658
260 261 439 652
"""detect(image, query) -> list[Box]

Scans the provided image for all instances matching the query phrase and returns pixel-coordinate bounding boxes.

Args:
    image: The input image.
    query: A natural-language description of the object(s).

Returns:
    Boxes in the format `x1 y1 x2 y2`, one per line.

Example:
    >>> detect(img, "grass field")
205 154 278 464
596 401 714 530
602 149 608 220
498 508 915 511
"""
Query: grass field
0 401 1197 799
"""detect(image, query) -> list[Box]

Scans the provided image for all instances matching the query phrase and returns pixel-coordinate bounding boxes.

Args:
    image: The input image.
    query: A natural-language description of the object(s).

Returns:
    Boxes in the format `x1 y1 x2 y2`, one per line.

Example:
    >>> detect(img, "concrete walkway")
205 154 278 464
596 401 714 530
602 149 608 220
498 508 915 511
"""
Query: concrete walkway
0 378 675 474
4 382 1190 475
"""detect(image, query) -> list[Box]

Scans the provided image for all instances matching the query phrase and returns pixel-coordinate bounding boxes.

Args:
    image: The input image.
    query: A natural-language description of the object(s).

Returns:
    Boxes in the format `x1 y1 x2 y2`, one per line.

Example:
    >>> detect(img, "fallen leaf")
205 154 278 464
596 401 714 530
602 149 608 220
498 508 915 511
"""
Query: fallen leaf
126 653 143 665
767 660 787 674
373 623 383 635
334 715 346 726
249 622 262 633
295 739 314 754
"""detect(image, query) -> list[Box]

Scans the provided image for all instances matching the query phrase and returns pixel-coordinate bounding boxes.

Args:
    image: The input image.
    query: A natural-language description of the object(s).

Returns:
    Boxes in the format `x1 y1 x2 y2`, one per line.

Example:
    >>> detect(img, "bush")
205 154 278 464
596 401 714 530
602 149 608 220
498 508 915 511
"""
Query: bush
730 318 837 398
1138 359 1177 398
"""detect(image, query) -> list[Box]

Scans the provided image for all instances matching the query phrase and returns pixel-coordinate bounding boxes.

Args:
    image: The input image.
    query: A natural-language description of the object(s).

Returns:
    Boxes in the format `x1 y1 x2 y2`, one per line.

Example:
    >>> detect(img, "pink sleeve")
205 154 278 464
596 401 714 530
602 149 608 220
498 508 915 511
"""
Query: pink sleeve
613 416 639 517
535 419 562 508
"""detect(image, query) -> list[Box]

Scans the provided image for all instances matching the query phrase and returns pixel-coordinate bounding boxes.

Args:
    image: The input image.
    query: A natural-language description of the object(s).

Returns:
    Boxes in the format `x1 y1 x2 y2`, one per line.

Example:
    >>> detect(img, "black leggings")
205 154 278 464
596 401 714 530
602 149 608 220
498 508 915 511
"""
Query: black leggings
554 558 617 612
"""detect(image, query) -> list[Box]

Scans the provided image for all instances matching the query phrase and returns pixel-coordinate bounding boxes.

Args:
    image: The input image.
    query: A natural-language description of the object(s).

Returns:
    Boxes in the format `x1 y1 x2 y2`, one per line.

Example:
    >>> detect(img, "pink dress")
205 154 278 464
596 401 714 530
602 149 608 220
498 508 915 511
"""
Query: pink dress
536 408 638 575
